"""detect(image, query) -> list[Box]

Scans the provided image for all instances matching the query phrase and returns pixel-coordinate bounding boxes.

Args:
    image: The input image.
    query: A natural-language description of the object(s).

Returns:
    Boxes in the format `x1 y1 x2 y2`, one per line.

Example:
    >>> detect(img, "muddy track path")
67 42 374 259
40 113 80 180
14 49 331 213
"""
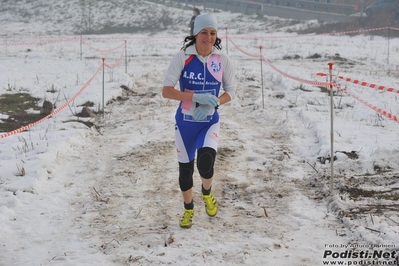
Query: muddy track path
61 57 350 265
68 92 344 265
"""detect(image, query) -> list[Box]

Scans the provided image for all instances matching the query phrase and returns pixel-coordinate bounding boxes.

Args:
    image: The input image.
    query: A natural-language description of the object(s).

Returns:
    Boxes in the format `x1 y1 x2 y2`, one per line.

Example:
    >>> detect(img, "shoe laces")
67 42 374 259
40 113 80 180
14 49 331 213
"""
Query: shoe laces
181 209 193 221
203 194 215 208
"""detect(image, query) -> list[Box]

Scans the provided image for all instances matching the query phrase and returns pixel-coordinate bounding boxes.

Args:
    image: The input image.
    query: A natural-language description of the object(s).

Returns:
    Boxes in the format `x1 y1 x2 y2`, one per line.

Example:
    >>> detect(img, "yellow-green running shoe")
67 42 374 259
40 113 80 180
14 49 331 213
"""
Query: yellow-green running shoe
203 193 218 217
179 208 194 228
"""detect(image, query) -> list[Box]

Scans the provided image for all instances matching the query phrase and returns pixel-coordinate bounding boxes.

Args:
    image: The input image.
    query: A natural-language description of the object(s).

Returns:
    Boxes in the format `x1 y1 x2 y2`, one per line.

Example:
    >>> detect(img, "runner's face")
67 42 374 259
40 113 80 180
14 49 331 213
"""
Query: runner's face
196 28 217 55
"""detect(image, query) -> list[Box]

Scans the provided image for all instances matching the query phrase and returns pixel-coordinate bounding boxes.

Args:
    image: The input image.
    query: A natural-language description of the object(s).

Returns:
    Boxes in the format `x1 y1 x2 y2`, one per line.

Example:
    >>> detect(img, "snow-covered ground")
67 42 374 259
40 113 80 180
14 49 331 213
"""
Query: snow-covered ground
0 1 398 265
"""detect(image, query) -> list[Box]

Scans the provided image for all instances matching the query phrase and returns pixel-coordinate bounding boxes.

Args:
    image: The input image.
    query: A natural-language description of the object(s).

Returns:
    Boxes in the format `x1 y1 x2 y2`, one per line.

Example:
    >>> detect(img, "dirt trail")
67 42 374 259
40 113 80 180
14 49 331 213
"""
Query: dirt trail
60 58 350 265
80 94 296 264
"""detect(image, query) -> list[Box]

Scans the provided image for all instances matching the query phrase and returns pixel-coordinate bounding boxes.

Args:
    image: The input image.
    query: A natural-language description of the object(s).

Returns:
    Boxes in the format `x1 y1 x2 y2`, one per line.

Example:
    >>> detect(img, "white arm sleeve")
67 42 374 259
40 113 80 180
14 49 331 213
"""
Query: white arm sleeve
221 53 236 100
163 51 185 87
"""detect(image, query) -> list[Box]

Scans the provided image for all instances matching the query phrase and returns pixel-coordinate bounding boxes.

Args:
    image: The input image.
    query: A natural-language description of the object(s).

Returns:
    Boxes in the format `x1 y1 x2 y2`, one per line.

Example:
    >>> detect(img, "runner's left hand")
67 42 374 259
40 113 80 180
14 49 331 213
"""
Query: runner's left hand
193 105 214 121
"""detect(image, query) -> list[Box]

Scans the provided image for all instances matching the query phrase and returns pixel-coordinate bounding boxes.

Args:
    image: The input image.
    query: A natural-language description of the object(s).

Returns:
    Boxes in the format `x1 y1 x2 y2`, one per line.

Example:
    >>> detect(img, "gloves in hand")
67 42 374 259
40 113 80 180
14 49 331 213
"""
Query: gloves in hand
192 93 219 107
193 104 215 121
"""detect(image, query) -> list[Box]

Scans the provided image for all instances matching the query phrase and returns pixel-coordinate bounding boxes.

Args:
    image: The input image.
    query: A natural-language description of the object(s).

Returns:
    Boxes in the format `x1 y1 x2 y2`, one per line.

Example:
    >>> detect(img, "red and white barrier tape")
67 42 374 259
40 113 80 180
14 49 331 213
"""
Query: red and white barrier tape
0 64 102 139
230 36 398 124
228 37 260 58
226 26 388 40
317 72 399 94
104 46 126 69
228 36 329 87
0 36 79 46
333 83 399 123
82 41 125 53
2 26 398 139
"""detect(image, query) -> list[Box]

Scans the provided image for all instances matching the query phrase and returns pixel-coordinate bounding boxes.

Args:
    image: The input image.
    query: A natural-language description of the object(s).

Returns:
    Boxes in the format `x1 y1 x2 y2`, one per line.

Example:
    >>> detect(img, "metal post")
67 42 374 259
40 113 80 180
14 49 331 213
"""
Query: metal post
260 46 264 109
328 62 334 193
124 40 127 73
80 35 83 61
387 23 390 65
225 27 228 55
102 58 105 118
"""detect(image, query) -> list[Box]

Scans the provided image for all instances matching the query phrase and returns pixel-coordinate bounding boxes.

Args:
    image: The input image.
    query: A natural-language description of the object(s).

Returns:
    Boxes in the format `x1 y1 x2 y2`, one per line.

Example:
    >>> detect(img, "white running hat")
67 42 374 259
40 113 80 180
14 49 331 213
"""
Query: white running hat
193 13 217 36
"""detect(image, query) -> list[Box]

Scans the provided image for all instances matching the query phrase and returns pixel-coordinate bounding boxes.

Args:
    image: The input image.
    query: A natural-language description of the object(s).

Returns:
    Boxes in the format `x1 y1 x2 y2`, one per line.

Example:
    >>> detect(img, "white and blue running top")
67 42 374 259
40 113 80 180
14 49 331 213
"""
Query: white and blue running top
163 44 236 163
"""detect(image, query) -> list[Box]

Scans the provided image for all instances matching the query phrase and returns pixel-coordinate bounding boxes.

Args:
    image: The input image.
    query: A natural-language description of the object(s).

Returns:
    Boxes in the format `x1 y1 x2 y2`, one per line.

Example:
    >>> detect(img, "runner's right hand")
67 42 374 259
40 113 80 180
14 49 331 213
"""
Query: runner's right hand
192 93 219 107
